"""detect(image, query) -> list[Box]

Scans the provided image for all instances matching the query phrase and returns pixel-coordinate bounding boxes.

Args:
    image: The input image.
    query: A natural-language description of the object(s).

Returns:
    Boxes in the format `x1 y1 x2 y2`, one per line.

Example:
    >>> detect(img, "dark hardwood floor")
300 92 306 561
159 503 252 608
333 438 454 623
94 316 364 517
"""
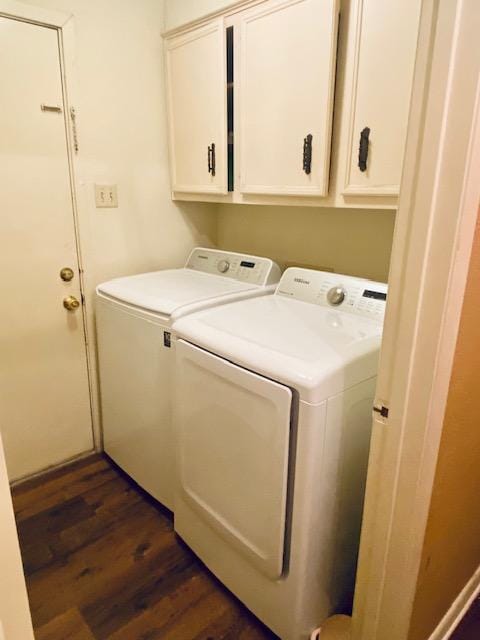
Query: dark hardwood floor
12 454 277 640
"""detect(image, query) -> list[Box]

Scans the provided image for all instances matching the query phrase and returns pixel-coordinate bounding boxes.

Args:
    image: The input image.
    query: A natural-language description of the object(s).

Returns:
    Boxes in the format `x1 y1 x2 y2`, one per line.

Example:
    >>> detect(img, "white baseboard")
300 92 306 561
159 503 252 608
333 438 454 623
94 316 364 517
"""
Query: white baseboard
9 448 98 488
428 564 480 640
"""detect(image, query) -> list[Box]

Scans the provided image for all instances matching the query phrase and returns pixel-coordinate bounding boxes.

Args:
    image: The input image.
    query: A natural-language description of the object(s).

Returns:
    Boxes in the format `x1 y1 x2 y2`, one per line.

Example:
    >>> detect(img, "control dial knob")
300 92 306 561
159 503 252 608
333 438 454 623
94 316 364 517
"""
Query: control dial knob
217 259 230 274
327 286 346 306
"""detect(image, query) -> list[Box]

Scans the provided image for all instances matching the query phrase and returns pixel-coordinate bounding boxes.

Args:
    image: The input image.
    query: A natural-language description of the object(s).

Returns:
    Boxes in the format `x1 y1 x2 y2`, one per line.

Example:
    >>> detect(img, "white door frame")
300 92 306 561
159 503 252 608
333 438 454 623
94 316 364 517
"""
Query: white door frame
353 1 480 639
0 0 101 455
0 435 34 639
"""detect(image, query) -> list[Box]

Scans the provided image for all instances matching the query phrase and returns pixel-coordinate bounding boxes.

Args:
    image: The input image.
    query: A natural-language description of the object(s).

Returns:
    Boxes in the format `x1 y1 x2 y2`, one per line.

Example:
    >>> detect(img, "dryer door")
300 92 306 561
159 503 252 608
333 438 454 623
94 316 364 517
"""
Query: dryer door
175 339 292 580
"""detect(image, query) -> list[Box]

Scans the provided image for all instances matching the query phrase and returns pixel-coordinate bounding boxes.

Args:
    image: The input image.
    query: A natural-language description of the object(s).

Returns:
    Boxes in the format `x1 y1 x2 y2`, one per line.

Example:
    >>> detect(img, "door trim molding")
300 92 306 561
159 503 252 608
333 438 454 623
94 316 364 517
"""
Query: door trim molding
9 450 97 489
427 565 480 640
0 0 71 27
352 1 480 639
0 0 101 452
58 18 102 451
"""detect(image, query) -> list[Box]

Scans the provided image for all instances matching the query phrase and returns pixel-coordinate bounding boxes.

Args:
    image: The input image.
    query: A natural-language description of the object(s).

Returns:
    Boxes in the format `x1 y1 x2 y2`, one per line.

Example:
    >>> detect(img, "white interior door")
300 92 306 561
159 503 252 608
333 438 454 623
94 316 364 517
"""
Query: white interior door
0 17 92 481
175 340 292 580
238 0 339 196
165 19 228 194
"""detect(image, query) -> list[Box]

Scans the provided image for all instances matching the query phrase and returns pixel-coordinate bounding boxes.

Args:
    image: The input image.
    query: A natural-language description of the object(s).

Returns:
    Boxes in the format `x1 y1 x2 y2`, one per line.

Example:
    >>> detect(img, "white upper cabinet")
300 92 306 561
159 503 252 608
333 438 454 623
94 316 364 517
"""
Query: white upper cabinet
238 0 339 197
163 0 421 208
165 19 227 194
339 0 421 197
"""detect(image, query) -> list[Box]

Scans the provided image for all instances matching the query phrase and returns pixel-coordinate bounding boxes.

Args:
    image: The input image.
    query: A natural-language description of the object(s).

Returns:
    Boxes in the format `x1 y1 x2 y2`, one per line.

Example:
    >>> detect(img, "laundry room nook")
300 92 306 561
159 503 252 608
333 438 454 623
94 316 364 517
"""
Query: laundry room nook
1 2 480 640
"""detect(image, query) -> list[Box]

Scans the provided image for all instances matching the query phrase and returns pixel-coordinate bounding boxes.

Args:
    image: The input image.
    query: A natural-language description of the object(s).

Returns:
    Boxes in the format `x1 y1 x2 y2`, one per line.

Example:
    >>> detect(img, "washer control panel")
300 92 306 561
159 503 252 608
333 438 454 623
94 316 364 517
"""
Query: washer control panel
276 267 388 320
185 248 281 286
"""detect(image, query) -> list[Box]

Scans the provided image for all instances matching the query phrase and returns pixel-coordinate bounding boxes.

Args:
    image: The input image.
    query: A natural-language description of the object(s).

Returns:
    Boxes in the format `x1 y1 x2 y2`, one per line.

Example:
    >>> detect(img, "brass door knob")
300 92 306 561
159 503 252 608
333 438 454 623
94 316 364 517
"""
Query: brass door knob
60 267 74 282
63 295 80 311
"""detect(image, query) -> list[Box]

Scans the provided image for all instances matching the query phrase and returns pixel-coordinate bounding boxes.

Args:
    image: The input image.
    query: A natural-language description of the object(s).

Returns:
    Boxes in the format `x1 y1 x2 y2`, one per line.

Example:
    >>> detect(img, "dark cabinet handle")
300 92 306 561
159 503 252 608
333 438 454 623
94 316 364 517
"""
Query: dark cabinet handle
303 134 313 174
208 143 216 177
358 127 370 172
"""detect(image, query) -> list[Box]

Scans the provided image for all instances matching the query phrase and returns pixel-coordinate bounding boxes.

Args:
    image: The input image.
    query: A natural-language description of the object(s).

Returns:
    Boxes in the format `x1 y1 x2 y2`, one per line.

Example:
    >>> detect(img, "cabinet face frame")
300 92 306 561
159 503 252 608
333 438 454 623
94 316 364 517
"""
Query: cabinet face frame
341 0 421 198
164 19 228 195
237 0 340 197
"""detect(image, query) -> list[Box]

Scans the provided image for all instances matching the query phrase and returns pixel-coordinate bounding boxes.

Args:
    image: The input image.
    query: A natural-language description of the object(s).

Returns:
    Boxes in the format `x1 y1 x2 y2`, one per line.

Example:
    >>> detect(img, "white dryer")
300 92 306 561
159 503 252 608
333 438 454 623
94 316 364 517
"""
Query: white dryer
95 248 280 510
172 267 388 640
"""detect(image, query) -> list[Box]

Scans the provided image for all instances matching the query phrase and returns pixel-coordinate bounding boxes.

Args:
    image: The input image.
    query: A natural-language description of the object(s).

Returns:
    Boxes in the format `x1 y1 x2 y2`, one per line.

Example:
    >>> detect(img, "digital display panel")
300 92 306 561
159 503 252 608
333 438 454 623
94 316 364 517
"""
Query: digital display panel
240 261 255 268
363 289 387 301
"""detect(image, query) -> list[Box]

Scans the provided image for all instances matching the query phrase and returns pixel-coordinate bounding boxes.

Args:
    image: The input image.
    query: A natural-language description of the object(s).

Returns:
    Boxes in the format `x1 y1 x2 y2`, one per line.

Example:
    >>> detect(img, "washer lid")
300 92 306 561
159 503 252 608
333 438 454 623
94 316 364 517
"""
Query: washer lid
96 268 262 318
172 294 384 403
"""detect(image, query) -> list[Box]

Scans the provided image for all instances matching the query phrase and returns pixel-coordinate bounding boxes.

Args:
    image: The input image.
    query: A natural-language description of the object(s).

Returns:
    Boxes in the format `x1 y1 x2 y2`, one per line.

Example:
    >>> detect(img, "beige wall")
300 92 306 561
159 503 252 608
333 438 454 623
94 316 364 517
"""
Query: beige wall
164 0 236 31
217 204 395 282
408 211 480 640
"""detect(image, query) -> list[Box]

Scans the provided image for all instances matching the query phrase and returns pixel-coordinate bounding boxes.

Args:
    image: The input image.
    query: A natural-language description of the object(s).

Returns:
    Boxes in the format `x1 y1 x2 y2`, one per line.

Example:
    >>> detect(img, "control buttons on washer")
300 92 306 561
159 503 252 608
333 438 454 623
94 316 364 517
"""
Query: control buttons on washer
217 259 230 274
327 286 346 306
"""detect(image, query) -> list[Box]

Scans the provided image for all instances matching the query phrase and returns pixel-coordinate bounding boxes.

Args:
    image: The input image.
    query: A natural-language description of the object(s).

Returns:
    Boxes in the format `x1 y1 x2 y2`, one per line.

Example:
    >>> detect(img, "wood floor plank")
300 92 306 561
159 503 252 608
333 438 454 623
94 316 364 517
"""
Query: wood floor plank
12 456 114 522
18 455 480 640
26 508 174 627
14 455 277 639
106 570 215 640
19 539 54 576
190 605 246 640
17 495 96 548
35 607 95 640
48 477 148 561
153 589 233 640
81 536 197 637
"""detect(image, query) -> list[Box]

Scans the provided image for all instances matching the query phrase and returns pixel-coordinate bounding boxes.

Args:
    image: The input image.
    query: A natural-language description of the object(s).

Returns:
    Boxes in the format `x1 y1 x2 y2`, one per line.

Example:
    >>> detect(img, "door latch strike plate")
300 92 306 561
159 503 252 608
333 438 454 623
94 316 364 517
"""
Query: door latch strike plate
41 104 63 113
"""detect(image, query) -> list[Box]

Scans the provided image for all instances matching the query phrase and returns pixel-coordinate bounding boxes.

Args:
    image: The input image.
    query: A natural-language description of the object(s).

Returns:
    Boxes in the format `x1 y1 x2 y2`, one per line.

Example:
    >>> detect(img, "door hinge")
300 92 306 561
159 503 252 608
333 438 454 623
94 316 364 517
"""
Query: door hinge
373 404 389 419
70 107 79 154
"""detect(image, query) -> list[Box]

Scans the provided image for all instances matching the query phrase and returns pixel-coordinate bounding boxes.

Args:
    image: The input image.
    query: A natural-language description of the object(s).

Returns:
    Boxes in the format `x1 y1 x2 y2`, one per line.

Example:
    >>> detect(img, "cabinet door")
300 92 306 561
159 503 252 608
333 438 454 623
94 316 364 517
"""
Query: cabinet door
239 0 339 197
165 20 227 194
342 0 421 196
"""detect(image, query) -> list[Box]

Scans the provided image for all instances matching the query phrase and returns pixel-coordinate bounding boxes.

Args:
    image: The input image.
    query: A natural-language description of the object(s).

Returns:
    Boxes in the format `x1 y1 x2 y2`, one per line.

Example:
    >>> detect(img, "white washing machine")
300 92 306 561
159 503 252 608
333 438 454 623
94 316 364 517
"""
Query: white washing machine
95 248 280 510
172 267 388 640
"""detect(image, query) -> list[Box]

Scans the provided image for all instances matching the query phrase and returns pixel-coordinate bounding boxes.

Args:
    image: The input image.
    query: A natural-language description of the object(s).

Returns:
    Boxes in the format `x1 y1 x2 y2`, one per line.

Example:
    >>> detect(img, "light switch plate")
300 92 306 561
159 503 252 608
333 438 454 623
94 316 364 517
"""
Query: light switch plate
95 184 118 208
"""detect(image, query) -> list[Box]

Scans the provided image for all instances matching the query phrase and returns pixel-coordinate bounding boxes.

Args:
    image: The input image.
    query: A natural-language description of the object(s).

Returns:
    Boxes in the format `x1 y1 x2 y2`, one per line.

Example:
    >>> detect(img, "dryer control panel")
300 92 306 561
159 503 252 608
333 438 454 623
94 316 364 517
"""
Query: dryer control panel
276 268 388 321
185 248 281 287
